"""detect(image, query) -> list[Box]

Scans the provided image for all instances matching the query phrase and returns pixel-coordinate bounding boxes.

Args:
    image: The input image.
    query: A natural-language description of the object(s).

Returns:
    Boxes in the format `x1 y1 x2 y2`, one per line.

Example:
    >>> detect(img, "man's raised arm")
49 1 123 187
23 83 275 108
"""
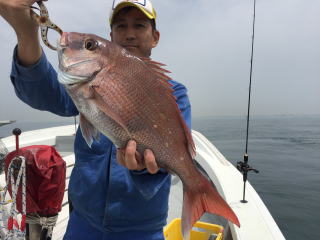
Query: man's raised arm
0 0 41 66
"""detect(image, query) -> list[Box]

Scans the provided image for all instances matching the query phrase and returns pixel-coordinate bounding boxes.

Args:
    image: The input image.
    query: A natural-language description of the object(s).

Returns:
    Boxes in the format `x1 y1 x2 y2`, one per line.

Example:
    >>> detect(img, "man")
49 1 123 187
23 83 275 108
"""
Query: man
0 0 191 239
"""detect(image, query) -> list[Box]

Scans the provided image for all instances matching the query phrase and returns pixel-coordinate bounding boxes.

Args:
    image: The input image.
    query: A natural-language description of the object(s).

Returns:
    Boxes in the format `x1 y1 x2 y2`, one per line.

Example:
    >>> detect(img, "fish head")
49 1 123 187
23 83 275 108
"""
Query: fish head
57 32 114 86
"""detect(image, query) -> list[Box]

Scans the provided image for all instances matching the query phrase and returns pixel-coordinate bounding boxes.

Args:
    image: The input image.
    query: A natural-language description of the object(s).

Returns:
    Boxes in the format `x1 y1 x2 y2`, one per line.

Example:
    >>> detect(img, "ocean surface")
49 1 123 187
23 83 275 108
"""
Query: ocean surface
0 115 319 240
192 115 320 240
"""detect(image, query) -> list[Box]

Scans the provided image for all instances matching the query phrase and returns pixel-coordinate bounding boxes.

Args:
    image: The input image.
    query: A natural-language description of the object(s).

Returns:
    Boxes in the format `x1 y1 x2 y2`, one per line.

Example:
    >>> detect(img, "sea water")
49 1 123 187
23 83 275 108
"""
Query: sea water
193 115 320 240
0 115 319 239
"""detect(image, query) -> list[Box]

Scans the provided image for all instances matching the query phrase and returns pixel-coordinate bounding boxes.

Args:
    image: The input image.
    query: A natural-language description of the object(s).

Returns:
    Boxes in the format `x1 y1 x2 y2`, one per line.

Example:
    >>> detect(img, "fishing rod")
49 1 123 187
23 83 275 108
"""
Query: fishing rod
237 0 259 203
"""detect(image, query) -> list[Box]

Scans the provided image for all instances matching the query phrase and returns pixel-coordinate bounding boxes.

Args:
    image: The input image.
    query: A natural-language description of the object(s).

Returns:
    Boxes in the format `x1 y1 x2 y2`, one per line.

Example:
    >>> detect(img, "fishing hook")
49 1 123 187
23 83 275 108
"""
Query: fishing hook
30 1 63 51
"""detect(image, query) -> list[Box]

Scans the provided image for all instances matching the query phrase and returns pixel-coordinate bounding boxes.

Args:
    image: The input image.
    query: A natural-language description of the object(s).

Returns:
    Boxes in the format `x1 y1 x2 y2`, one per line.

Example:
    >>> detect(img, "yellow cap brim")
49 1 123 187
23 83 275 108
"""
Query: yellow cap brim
109 2 156 25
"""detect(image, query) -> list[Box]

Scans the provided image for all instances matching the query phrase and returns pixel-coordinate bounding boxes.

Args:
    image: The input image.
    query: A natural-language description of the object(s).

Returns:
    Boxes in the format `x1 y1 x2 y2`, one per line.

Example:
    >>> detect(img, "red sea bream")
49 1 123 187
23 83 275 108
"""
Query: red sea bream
57 32 240 239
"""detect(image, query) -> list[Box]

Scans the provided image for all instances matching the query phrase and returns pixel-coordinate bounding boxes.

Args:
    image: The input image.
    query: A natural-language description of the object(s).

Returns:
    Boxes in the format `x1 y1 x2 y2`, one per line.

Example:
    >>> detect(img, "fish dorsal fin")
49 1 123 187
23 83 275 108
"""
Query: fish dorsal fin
182 116 196 159
174 102 196 159
141 57 196 159
140 57 177 104
139 57 173 87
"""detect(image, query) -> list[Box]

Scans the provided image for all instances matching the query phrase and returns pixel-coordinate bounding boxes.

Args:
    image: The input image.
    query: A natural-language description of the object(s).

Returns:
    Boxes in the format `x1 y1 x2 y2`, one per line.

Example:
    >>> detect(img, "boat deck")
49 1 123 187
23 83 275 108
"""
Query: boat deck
0 125 286 240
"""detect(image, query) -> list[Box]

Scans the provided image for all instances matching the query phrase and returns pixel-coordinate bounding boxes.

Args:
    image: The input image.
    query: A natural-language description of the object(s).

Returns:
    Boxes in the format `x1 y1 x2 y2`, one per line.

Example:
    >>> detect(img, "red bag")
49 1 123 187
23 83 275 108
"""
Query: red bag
5 145 66 216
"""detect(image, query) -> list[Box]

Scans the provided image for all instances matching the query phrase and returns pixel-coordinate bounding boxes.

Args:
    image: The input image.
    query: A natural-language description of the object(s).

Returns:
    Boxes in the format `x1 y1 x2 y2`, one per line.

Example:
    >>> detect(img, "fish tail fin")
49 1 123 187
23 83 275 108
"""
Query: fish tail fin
181 174 240 240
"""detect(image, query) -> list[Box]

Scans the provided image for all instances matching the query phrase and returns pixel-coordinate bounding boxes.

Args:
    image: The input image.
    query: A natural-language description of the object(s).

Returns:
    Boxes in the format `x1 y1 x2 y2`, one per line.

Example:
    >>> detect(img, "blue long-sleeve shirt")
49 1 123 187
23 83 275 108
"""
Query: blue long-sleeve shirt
10 47 191 234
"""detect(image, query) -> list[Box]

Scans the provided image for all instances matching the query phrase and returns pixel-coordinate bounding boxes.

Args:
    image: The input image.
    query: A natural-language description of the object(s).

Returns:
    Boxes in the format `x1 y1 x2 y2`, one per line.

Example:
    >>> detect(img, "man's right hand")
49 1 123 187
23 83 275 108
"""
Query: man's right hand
0 0 42 66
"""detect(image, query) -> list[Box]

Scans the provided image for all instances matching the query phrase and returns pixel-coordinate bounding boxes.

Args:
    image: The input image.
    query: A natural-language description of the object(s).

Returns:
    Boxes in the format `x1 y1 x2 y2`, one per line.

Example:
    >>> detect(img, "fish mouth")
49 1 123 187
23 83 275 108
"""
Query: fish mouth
58 68 100 86
59 58 96 73
57 42 100 85
57 69 89 85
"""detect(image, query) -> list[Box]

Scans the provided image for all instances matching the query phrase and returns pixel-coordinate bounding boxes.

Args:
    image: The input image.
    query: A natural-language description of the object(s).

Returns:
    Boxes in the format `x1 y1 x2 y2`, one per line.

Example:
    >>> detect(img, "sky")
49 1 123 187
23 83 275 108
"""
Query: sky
0 0 319 123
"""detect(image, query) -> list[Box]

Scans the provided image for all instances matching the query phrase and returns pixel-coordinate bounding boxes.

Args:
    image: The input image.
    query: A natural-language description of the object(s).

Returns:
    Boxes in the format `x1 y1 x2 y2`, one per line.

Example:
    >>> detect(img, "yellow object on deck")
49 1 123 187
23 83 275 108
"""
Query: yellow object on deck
163 218 224 240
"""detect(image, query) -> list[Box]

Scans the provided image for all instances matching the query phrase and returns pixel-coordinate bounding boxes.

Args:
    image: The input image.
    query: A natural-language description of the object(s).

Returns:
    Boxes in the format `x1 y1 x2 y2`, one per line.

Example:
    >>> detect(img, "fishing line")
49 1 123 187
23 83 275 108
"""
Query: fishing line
237 0 259 203
74 116 77 133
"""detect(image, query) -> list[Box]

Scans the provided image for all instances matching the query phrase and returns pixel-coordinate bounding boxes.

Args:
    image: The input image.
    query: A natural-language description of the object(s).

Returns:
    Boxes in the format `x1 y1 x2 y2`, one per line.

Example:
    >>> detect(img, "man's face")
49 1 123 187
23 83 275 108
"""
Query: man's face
110 8 160 58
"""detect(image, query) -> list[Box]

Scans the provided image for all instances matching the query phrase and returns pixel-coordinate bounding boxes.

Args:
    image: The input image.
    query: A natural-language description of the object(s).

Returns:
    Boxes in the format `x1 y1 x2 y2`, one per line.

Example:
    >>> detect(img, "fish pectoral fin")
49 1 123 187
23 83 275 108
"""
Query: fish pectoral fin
92 92 131 137
89 69 131 137
98 102 131 137
79 113 100 148
82 84 95 99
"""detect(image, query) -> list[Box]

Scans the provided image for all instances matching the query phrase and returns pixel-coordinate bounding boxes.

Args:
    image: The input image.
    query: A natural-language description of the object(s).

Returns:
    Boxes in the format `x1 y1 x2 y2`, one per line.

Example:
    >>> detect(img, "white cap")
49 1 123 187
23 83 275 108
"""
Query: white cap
109 0 157 25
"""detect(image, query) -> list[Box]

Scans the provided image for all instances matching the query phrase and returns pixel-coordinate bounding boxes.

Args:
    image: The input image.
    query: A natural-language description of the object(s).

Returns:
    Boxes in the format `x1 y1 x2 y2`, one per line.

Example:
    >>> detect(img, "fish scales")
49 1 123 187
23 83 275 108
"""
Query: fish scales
93 53 175 155
57 32 240 240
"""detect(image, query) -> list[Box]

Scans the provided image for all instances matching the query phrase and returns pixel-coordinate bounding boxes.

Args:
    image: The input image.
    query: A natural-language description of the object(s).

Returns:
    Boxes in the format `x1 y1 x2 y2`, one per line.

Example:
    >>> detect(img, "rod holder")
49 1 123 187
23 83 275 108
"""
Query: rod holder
237 154 259 203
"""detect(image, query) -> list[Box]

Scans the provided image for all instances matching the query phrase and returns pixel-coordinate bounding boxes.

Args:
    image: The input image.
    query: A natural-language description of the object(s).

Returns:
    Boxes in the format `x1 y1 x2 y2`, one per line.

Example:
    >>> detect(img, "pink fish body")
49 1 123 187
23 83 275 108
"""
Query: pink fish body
57 32 240 239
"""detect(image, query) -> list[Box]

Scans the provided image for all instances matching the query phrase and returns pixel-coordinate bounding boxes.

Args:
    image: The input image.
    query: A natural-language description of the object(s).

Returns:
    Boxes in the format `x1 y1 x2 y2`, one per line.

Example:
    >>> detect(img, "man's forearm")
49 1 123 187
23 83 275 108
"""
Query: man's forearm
17 29 42 66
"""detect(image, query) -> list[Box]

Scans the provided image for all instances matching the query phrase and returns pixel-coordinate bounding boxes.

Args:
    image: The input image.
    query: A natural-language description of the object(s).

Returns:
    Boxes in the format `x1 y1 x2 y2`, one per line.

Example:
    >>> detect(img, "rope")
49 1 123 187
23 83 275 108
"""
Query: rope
0 155 59 240
26 214 58 238
0 156 26 240
26 214 58 228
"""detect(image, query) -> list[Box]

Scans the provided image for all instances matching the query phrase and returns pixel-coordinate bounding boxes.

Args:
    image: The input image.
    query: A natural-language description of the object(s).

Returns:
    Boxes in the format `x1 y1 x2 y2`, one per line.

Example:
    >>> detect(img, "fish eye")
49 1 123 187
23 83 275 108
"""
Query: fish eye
84 39 98 51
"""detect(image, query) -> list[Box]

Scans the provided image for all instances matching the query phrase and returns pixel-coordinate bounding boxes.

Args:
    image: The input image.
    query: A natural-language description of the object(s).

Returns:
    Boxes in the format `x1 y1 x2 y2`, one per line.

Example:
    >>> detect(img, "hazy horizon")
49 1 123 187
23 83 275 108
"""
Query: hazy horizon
1 0 319 122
